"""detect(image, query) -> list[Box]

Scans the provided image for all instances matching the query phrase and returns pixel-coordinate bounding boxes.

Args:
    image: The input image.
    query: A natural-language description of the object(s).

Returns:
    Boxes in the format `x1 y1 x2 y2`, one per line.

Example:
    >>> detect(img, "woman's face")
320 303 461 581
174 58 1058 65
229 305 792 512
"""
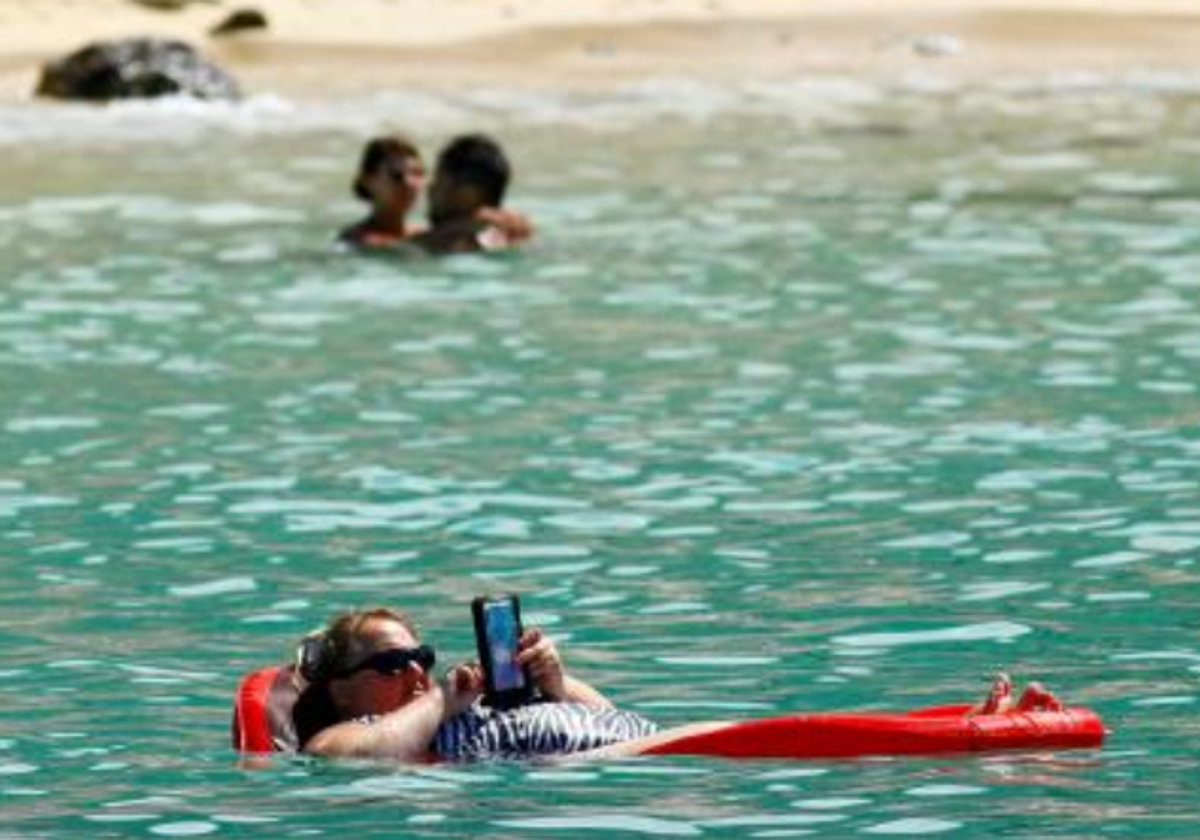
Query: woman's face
355 152 427 216
330 617 432 719
363 154 427 215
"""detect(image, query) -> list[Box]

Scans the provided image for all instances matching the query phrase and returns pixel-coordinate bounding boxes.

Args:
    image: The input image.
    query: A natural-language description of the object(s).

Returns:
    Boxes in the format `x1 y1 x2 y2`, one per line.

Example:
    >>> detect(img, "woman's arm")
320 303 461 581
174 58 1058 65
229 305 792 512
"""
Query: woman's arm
556 674 614 709
518 628 613 710
305 666 482 761
475 207 534 245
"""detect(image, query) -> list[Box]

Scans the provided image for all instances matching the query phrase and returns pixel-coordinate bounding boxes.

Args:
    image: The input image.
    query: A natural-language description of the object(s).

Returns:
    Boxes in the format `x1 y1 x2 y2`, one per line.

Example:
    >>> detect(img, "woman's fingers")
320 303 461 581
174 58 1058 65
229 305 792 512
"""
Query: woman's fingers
447 662 484 693
513 628 567 697
518 626 544 651
464 663 484 689
516 636 558 668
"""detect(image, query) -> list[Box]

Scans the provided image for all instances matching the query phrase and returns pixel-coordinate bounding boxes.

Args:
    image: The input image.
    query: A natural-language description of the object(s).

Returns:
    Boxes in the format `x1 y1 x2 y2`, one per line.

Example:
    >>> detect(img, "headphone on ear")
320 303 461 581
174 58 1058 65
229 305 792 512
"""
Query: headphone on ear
296 628 336 683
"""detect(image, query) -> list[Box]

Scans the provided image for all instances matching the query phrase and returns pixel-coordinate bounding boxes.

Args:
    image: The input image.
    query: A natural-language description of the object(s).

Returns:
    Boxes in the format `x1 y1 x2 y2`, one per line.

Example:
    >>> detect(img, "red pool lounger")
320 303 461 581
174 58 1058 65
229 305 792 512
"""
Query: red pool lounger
231 666 1107 759
232 666 302 754
641 703 1107 760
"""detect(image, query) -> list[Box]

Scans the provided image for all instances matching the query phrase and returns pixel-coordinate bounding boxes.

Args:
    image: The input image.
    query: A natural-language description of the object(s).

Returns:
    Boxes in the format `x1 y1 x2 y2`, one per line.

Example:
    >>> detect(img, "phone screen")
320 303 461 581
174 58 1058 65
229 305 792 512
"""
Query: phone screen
483 599 526 692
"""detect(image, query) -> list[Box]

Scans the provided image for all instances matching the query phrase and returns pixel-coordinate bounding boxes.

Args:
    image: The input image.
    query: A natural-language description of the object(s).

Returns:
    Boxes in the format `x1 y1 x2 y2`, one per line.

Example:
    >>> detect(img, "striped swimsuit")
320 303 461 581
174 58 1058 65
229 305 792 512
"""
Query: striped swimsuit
432 701 658 761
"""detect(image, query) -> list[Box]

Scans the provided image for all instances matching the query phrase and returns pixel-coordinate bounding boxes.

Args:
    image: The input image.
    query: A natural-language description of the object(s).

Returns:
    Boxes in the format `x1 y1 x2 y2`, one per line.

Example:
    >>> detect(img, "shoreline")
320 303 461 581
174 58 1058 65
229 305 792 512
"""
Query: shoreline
2 1 1200 101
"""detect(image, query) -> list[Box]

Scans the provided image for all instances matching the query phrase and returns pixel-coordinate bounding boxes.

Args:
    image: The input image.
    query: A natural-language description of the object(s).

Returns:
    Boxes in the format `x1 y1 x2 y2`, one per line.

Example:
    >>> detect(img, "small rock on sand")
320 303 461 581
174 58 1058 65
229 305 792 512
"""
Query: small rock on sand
209 8 269 37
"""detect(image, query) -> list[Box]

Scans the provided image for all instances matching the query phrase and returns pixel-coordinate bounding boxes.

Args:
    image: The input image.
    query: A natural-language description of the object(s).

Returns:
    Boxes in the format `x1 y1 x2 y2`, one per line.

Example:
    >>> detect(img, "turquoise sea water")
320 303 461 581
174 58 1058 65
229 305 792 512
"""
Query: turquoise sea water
2 77 1200 837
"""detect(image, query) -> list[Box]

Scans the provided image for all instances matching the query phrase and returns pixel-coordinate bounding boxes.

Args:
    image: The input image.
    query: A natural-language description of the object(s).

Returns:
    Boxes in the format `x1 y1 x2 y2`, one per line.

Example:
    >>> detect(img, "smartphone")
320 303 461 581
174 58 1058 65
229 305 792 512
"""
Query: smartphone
471 594 533 709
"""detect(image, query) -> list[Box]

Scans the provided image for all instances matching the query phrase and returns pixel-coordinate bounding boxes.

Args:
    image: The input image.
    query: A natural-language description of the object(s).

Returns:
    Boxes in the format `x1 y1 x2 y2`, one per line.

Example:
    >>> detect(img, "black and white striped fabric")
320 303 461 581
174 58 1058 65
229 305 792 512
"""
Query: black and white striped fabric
432 701 658 761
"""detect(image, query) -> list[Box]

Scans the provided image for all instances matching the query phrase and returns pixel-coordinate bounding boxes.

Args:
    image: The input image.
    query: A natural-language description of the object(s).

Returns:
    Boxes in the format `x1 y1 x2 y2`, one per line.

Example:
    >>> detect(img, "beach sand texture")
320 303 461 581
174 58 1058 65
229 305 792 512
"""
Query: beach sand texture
3 0 1200 99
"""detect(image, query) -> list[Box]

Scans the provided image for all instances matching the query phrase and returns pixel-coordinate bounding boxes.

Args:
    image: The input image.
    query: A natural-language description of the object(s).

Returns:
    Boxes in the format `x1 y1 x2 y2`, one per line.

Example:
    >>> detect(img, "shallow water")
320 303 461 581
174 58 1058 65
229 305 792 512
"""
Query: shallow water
2 77 1200 837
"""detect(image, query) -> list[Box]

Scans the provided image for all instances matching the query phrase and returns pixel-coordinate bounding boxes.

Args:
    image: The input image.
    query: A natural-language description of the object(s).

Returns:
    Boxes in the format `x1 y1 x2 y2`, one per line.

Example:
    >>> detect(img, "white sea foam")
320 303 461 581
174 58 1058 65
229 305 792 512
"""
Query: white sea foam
833 620 1031 649
168 577 257 598
496 814 701 836
23 194 302 227
7 71 1200 148
864 818 961 835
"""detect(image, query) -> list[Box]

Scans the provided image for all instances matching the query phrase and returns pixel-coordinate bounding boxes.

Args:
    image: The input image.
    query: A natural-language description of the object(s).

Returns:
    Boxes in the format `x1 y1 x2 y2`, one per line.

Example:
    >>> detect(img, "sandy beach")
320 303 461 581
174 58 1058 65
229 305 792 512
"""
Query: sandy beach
3 0 1200 100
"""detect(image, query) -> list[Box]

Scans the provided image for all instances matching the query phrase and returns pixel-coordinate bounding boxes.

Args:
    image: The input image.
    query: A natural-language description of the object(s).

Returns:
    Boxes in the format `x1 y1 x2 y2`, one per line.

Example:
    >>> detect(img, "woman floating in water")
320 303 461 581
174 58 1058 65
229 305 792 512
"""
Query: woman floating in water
285 607 1068 762
338 133 533 255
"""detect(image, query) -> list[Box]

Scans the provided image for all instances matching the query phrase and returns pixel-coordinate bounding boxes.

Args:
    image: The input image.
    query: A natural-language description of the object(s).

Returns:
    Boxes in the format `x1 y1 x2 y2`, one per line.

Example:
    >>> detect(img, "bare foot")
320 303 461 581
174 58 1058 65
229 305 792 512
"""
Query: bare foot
1015 681 1063 712
974 672 1013 715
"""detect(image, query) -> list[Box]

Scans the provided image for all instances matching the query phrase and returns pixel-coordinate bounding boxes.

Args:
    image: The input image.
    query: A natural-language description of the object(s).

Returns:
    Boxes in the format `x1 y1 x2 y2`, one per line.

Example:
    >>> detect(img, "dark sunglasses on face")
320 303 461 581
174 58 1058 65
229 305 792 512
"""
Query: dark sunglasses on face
341 644 436 678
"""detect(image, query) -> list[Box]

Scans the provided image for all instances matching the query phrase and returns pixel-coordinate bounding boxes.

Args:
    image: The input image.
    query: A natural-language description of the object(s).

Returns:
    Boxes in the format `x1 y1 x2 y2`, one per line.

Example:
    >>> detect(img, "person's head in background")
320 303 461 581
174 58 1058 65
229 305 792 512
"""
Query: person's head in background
350 135 427 238
427 133 511 226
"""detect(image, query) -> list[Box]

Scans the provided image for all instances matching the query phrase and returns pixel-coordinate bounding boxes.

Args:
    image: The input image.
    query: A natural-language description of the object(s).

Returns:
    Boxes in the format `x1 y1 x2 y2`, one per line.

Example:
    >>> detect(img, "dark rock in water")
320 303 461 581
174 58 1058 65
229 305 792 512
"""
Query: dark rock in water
210 8 269 37
36 38 241 102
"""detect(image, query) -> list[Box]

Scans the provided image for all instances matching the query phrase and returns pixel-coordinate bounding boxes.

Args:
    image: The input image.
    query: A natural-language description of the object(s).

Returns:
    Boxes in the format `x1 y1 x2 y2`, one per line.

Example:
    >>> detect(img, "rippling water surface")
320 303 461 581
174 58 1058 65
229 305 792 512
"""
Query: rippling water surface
2 79 1200 837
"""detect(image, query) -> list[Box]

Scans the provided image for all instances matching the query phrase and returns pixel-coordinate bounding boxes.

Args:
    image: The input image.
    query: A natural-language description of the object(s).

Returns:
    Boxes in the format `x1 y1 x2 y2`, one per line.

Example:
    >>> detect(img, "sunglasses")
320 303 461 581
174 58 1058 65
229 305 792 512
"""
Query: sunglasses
341 645 436 678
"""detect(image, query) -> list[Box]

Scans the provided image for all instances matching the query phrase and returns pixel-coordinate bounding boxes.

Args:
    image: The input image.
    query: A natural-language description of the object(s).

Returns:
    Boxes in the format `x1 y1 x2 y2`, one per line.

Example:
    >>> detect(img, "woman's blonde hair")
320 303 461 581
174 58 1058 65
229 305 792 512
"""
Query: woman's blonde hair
297 606 418 683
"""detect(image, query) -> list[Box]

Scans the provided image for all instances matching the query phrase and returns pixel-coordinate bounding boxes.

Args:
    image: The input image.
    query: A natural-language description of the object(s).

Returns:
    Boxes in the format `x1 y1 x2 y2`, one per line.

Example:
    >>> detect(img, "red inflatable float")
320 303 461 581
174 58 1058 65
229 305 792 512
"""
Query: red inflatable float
231 665 1106 759
232 666 300 753
641 703 1106 760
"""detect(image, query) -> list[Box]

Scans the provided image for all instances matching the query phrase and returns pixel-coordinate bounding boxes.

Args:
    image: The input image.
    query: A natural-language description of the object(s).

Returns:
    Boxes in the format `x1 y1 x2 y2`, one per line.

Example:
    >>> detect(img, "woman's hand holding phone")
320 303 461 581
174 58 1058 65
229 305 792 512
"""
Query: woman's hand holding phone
441 662 484 717
469 595 611 711
516 627 567 699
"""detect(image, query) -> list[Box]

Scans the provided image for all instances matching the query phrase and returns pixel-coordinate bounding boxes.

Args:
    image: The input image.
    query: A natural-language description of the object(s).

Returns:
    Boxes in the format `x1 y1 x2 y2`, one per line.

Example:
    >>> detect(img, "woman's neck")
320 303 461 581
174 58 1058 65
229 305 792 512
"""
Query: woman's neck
365 206 409 238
